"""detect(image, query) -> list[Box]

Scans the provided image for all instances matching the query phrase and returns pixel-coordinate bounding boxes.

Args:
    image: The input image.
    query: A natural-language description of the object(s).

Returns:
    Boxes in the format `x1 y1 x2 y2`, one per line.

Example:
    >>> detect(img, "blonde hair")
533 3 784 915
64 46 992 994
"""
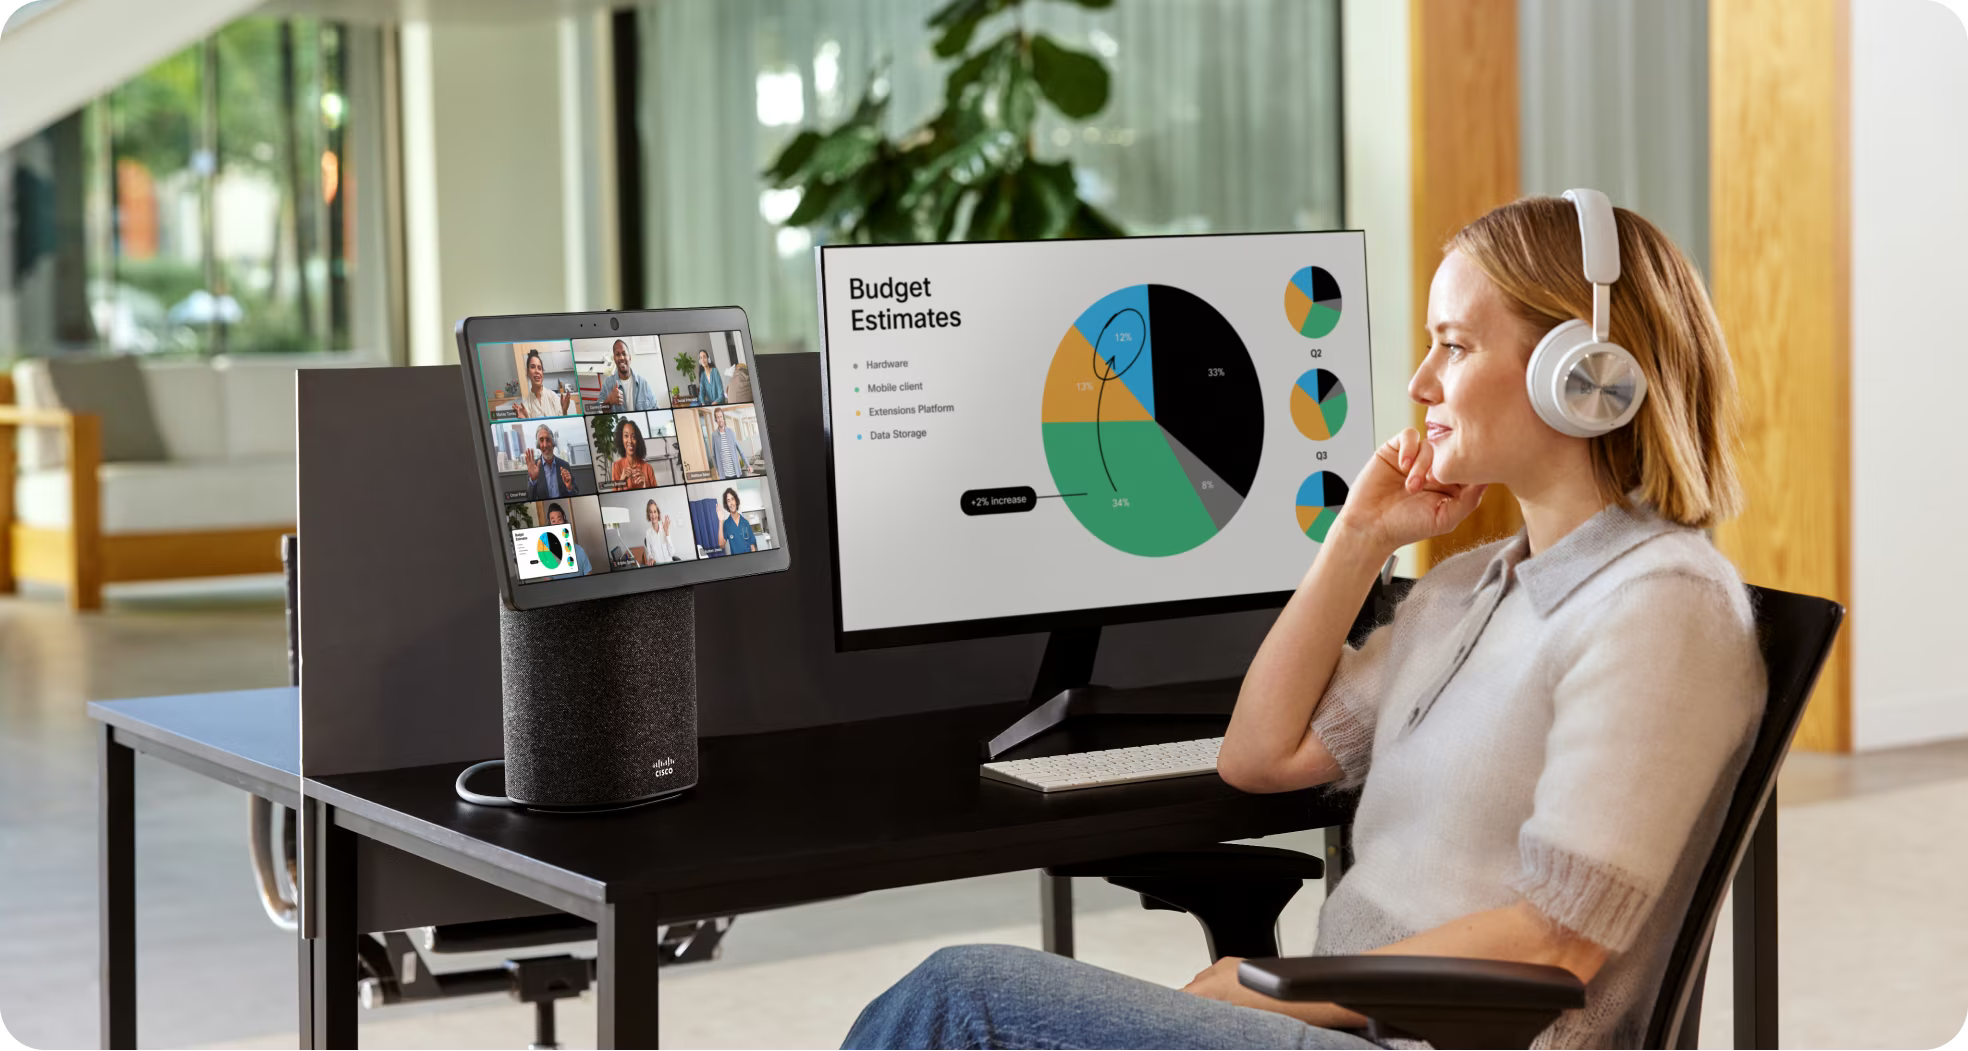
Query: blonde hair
1448 196 1744 528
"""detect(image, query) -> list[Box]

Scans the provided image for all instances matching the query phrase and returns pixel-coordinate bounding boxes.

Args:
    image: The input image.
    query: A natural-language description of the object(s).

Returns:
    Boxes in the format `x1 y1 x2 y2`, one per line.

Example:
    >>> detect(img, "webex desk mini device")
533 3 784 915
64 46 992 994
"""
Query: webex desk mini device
817 233 1374 786
456 307 789 810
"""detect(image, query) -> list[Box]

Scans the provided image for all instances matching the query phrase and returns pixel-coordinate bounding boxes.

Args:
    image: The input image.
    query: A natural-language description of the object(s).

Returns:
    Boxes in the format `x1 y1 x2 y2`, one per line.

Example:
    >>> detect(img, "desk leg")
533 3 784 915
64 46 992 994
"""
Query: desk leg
598 896 661 1049
99 725 135 1049
1041 874 1074 958
1732 804 1777 1050
302 803 357 1049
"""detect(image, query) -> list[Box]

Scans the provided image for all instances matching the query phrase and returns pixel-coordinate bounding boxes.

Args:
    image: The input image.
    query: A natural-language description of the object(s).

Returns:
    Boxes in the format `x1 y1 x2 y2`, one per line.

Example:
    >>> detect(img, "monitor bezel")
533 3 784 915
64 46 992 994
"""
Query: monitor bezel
457 307 791 612
816 230 1372 652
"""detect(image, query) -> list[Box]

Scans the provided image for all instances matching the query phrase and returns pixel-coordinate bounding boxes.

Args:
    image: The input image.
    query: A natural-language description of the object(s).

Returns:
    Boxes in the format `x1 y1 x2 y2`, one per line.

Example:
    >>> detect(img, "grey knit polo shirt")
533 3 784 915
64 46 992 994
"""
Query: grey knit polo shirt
1308 501 1765 1049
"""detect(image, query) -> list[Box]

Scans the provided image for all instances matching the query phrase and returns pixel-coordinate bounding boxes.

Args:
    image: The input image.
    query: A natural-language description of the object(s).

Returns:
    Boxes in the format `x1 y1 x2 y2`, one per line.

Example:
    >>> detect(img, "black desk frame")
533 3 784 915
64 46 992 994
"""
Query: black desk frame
93 695 1782 1050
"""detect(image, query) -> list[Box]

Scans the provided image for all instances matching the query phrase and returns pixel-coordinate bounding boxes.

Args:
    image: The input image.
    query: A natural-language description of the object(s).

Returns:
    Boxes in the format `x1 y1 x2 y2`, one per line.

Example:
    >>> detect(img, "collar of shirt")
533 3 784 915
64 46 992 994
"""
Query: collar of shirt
1473 500 1681 617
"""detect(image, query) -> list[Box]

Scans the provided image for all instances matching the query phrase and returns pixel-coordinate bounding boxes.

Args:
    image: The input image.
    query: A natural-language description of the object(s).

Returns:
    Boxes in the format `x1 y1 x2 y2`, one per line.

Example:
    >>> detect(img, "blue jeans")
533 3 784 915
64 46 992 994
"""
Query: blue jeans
842 944 1384 1050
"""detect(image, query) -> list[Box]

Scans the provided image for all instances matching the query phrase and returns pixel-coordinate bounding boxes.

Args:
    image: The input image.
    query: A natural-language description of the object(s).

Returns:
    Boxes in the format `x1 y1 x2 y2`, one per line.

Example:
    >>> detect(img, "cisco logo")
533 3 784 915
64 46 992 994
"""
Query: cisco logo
651 757 676 779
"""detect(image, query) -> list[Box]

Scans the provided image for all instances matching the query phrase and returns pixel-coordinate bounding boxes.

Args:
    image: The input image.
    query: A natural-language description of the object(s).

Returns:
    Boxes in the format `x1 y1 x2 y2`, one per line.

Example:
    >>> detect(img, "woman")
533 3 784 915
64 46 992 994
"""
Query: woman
511 348 573 419
843 196 1765 1050
719 487 758 555
697 349 726 406
640 499 684 564
610 417 657 491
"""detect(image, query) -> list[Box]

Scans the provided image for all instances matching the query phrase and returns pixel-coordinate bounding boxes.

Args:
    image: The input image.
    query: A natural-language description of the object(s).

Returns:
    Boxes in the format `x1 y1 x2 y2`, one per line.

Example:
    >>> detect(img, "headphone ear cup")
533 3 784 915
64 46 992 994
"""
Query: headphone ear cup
1526 320 1648 438
1527 320 1595 435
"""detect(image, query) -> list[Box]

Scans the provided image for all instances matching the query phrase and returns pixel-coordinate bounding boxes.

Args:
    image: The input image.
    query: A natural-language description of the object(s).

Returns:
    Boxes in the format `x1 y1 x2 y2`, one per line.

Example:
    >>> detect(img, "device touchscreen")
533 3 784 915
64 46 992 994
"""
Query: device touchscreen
466 324 783 603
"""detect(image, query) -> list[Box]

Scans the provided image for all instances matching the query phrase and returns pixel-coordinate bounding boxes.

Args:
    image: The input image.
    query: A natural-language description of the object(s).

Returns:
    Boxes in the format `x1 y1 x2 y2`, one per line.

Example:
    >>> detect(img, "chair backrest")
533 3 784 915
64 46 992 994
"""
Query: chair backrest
1644 583 1843 1048
282 533 300 687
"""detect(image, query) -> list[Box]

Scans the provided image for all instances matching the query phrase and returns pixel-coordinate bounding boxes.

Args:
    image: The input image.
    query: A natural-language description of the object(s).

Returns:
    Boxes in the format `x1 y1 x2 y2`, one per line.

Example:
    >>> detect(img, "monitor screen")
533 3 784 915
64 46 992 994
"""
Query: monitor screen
459 310 788 609
819 232 1373 647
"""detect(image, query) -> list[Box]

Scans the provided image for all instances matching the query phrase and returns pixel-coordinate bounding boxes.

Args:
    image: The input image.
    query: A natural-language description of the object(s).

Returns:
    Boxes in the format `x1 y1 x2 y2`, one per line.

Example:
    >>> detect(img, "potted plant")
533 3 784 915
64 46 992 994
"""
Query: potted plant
764 0 1124 244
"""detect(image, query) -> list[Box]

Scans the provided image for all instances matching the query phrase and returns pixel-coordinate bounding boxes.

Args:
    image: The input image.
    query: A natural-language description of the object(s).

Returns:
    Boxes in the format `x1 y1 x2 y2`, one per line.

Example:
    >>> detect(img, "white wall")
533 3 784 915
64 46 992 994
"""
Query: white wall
1341 0 1417 576
1850 0 1968 749
400 14 615 366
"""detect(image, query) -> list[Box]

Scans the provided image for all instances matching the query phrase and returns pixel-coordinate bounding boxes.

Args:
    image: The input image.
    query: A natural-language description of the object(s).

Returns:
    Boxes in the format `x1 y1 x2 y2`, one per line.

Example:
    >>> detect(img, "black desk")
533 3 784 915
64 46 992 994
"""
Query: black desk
91 688 1341 1049
90 688 1782 1051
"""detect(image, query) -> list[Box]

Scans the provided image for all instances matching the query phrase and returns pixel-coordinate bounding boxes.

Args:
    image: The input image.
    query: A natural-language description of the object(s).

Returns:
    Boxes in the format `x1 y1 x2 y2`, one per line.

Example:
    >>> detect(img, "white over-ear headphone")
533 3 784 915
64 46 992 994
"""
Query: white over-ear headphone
1526 189 1648 438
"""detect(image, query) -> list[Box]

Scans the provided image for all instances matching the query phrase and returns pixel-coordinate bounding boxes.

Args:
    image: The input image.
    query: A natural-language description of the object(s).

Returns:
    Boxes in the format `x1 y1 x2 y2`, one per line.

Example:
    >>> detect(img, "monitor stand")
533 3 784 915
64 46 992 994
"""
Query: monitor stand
982 574 1406 760
983 626 1240 760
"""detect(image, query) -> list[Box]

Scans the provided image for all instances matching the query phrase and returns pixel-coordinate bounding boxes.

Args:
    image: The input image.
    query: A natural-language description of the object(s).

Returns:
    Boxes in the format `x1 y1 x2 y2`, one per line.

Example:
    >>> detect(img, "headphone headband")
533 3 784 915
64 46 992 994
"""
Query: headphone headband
1563 188 1620 342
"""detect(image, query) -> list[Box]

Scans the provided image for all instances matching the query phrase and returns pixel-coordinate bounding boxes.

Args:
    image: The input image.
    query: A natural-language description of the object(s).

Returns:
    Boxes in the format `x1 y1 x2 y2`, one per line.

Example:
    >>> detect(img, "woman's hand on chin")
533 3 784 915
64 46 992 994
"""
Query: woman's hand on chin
1332 428 1489 555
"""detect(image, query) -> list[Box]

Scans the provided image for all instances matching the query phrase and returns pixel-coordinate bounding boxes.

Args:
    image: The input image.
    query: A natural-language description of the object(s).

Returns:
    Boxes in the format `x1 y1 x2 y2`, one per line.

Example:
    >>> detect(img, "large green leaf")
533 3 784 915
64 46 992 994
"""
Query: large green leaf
1003 68 1040 140
762 129 822 184
1030 35 1109 119
963 174 1015 241
928 0 1013 59
911 127 1020 192
944 33 1016 106
1011 160 1079 239
783 178 844 227
1066 199 1126 240
807 121 885 181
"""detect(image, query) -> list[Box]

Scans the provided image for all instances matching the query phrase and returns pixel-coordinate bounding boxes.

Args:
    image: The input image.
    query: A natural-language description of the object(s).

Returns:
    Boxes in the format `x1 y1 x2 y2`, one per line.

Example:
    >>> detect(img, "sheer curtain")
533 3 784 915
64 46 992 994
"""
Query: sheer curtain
636 0 1343 349
1519 0 1709 273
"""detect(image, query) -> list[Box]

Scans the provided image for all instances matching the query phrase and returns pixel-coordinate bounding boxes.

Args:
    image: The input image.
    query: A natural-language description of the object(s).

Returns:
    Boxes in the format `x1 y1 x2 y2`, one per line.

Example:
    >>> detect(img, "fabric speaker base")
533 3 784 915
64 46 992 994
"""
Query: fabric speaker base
498 586 698 808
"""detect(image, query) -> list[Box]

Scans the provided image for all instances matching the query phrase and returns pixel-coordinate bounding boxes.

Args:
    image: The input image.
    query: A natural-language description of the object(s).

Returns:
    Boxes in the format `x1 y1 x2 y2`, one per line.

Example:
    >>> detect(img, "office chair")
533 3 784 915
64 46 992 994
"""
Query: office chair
1056 582 1842 1049
255 536 733 1049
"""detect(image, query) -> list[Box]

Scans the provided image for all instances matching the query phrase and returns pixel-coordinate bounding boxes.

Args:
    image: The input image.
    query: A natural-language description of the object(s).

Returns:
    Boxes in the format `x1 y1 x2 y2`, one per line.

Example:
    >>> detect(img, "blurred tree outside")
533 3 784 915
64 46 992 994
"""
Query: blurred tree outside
88 16 351 356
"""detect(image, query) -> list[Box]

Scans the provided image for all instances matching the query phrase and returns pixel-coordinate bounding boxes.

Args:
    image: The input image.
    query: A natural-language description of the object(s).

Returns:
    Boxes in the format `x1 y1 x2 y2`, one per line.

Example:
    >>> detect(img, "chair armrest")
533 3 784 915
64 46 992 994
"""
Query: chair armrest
1046 843 1323 881
0 404 84 429
1239 955 1585 1049
1239 954 1584 1007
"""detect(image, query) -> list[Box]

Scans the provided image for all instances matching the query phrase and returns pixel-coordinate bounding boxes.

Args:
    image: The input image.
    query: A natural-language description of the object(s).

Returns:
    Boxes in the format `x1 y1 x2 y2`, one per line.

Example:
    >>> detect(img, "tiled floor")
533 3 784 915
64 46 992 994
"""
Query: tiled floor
1 580 1964 1050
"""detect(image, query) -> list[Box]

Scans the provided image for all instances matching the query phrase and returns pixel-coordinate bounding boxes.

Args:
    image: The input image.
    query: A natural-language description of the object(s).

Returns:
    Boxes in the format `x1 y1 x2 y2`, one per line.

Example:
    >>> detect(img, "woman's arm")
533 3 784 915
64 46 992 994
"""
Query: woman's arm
1218 533 1388 793
1220 429 1486 794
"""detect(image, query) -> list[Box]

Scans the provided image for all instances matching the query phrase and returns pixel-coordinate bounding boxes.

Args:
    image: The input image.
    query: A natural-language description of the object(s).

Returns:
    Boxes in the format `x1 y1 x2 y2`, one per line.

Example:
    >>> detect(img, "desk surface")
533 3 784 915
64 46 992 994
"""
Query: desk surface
86 688 1342 924
311 700 1341 921
88 688 299 804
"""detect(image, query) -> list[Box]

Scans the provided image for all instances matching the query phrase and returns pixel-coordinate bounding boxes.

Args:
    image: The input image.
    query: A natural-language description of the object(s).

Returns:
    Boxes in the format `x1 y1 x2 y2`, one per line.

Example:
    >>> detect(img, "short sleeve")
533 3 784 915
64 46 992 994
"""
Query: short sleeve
1510 572 1764 952
1310 620 1396 790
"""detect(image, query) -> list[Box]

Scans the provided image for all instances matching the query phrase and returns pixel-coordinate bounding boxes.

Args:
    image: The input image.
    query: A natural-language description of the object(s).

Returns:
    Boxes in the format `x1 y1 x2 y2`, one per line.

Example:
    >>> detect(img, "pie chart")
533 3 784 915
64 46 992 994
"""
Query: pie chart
1290 369 1348 440
1295 471 1349 543
536 530 567 569
1041 284 1263 557
1285 266 1343 338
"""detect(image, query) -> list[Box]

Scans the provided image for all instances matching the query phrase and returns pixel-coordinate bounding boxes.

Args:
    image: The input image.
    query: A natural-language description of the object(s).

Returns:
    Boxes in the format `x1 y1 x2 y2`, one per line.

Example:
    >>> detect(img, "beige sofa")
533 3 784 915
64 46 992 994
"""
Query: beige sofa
0 354 369 609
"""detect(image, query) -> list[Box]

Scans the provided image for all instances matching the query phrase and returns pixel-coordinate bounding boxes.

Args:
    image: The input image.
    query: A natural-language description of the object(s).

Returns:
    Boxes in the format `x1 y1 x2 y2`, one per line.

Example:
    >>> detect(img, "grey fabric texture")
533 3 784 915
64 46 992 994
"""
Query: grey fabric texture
499 585 697 807
43 355 169 463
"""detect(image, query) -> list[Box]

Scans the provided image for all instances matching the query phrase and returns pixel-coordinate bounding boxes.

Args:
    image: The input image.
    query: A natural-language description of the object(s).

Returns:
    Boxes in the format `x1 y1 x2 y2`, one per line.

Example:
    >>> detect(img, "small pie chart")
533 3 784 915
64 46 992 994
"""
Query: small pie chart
536 530 566 569
1285 266 1343 339
1296 471 1350 543
1290 369 1348 440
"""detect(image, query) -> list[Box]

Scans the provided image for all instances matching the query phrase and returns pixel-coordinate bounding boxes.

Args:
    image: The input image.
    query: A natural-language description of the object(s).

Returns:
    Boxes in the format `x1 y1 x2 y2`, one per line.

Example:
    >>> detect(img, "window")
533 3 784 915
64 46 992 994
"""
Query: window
633 0 1343 351
2 16 382 358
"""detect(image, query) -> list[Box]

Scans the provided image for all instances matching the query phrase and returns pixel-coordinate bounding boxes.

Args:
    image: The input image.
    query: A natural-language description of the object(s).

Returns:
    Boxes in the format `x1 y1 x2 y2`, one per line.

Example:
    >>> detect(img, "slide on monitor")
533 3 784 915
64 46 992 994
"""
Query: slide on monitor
821 233 1374 635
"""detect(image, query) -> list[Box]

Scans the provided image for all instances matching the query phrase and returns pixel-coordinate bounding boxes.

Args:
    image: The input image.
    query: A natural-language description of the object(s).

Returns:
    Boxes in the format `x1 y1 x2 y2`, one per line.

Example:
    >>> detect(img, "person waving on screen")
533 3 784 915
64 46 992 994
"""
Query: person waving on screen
525 424 578 500
511 348 572 418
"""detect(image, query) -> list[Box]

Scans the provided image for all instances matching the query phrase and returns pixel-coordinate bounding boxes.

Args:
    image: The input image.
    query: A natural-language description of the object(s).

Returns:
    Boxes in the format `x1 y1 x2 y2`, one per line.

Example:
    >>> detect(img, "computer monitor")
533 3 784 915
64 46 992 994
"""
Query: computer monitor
818 232 1374 653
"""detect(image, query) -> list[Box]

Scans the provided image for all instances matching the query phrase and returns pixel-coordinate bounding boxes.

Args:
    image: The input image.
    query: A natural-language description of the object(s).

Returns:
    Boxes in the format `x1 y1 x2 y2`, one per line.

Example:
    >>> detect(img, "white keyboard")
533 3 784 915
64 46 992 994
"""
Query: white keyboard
980 737 1223 793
